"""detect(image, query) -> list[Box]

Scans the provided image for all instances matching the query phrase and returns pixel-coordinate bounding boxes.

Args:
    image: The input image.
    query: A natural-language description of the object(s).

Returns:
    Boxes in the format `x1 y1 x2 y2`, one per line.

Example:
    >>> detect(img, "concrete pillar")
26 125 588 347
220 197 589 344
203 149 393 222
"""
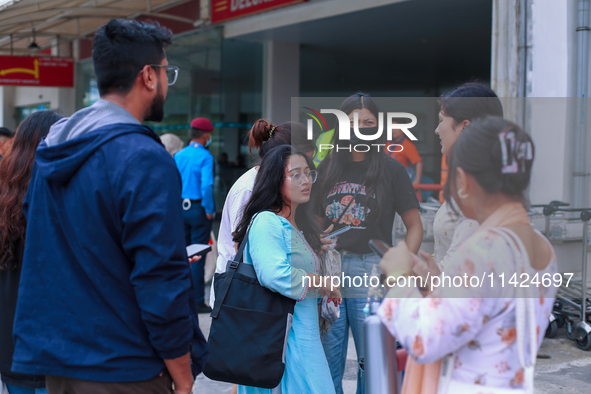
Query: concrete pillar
51 37 76 116
0 86 16 130
491 0 521 100
262 41 299 123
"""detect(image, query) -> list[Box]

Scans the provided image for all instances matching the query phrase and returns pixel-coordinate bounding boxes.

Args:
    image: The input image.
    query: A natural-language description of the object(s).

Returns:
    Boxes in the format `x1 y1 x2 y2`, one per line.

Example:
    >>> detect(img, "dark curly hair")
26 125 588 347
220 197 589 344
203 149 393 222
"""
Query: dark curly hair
0 111 63 270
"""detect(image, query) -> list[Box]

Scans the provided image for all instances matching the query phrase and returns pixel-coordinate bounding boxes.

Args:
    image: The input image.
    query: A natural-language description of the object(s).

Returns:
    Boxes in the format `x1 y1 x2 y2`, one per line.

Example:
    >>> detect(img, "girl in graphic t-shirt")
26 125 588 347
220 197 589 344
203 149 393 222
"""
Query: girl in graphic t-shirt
313 93 423 394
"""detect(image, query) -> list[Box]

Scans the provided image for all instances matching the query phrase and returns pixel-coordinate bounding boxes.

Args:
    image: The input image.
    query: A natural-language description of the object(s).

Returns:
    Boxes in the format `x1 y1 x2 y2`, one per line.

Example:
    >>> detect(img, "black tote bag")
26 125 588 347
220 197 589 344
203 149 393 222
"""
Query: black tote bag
203 217 296 388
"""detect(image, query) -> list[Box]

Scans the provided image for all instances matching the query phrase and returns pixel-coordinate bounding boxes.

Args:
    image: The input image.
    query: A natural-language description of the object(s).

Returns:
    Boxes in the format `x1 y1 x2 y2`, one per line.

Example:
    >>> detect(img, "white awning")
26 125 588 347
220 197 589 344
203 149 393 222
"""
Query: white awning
0 0 200 56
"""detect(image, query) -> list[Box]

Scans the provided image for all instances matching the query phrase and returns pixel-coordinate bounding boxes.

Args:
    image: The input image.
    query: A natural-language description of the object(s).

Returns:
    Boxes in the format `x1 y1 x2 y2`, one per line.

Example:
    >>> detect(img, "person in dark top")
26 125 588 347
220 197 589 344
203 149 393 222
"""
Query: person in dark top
313 93 423 394
0 127 14 161
0 111 63 394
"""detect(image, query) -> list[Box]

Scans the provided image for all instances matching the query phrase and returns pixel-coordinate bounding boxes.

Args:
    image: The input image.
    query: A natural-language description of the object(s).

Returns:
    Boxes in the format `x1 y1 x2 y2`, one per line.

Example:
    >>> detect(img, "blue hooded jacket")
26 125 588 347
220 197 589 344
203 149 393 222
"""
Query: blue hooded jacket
11 118 207 382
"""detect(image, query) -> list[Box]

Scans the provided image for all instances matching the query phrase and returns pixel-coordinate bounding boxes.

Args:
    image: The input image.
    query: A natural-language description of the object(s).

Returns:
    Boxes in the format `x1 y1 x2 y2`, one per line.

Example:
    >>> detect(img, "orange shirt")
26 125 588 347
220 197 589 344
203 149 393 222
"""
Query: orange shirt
439 155 448 203
386 137 422 167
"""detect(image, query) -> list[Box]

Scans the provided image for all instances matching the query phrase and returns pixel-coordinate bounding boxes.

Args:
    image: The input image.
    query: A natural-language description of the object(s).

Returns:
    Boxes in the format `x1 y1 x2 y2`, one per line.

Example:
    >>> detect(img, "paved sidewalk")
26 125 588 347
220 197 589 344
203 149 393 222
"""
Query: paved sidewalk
193 311 359 394
535 329 591 393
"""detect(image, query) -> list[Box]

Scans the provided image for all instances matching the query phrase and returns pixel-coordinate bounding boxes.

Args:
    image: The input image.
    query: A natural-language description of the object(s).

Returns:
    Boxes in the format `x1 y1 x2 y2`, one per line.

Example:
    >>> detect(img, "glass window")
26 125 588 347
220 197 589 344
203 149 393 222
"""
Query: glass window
76 27 264 212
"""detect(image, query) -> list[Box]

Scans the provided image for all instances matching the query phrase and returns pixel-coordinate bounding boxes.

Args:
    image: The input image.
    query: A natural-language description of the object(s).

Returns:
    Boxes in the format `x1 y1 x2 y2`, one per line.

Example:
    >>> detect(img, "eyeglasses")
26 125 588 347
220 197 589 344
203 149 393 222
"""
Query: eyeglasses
145 65 180 86
286 170 318 186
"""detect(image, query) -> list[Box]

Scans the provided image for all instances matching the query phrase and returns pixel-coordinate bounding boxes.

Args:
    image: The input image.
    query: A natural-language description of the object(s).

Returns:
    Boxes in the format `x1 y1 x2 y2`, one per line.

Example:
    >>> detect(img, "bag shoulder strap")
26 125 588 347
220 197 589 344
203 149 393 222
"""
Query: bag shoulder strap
488 228 537 394
210 212 260 319
335 181 366 224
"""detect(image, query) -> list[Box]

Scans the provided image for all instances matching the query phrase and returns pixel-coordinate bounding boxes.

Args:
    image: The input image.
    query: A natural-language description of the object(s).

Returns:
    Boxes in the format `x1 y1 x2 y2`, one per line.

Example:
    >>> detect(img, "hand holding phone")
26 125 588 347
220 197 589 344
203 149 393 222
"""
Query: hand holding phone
186 244 212 258
378 241 413 278
325 225 352 239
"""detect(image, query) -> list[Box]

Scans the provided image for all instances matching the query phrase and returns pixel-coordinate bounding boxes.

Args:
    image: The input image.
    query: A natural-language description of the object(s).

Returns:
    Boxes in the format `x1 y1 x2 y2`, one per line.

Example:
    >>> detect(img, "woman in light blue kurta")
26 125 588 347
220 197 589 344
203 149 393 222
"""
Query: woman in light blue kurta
233 145 338 394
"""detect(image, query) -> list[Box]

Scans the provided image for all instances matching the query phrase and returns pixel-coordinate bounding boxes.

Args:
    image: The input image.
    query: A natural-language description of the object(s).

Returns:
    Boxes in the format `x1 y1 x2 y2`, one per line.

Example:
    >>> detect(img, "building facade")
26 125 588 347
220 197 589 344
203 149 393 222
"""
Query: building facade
0 0 589 208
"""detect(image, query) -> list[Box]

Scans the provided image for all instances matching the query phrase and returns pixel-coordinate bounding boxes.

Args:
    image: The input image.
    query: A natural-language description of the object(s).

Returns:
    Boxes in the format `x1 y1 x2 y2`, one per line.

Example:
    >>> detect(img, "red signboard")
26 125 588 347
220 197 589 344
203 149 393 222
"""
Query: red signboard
0 56 74 87
211 0 304 23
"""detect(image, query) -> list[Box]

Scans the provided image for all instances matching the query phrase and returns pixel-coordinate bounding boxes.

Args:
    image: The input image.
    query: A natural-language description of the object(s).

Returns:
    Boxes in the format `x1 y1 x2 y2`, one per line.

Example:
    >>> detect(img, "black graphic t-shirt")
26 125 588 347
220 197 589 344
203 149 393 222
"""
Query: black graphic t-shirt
319 156 419 254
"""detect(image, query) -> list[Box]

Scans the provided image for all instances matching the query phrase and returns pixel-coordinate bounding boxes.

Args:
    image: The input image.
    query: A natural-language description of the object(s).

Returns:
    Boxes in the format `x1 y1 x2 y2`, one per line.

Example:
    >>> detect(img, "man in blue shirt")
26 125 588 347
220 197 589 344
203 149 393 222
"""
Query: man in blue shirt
175 117 215 313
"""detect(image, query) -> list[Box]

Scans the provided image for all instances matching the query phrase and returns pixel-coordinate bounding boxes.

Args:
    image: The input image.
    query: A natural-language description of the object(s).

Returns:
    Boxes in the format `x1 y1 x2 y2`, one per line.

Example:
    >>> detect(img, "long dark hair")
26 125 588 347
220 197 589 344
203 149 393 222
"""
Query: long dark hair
248 120 315 160
0 111 64 270
444 116 535 205
234 145 322 252
314 93 390 225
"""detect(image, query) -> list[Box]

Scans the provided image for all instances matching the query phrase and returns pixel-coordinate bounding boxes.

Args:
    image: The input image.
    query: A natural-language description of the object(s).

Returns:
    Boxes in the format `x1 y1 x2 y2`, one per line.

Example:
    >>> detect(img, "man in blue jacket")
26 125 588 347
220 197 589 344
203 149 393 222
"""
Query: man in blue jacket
11 19 207 394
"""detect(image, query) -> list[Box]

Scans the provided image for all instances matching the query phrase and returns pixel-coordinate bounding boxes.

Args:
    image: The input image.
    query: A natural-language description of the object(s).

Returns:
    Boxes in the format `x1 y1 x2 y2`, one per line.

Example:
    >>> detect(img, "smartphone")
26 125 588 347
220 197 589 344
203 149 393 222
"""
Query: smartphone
186 244 212 258
368 239 391 257
325 225 352 239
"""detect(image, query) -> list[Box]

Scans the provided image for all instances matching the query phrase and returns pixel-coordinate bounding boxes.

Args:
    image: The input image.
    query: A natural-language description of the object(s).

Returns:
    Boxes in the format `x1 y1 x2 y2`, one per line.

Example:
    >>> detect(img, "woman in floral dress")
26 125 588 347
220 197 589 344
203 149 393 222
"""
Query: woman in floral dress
378 117 557 393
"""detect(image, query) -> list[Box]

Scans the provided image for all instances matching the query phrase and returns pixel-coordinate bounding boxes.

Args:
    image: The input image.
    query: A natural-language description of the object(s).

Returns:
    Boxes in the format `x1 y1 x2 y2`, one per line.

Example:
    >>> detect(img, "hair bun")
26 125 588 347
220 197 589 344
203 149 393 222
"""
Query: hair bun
248 119 273 155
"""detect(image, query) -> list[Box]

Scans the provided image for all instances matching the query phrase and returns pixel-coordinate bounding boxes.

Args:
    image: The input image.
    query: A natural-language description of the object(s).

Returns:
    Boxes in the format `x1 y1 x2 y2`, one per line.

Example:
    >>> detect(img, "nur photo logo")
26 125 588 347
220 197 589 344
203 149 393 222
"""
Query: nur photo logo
304 107 419 153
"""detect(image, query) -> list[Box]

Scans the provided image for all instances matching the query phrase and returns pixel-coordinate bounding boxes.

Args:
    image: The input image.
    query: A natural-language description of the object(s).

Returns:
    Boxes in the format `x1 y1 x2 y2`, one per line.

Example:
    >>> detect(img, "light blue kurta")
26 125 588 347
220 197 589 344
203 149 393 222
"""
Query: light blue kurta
238 212 336 394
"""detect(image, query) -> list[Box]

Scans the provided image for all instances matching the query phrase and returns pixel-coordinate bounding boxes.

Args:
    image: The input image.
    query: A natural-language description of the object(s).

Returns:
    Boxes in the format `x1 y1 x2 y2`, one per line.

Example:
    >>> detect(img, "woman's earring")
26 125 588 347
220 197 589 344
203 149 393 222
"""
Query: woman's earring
457 188 469 199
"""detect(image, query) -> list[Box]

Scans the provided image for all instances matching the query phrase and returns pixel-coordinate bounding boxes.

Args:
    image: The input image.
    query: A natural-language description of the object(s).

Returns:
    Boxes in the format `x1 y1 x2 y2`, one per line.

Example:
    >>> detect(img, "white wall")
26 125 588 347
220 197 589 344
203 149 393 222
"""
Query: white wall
528 0 571 205
0 84 76 129
14 87 60 108
530 0 570 98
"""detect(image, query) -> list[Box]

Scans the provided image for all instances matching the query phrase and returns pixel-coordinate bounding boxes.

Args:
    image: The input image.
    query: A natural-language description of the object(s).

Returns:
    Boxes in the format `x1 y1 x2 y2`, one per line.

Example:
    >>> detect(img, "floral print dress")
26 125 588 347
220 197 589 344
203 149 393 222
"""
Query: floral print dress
378 229 558 390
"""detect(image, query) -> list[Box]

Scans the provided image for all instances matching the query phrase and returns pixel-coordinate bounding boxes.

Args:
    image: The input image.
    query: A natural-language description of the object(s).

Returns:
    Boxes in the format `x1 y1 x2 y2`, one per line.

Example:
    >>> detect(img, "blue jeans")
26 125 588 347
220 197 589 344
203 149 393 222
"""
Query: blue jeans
5 384 47 394
182 202 212 305
322 251 380 394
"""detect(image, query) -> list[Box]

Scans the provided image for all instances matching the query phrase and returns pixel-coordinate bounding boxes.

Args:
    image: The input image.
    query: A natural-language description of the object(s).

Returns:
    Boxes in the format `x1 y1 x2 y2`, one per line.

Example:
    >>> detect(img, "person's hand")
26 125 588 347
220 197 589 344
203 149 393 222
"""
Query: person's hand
319 224 336 254
412 251 440 280
206 213 214 220
311 273 340 301
188 255 202 265
320 281 341 302
320 237 336 253
379 241 413 277
172 381 193 394
327 289 342 306
411 251 440 295
165 353 193 394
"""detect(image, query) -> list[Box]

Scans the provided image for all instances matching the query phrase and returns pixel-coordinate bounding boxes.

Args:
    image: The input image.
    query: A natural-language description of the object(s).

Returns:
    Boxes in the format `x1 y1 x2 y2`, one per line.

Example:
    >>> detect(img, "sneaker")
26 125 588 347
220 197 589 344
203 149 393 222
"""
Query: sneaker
197 303 212 314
